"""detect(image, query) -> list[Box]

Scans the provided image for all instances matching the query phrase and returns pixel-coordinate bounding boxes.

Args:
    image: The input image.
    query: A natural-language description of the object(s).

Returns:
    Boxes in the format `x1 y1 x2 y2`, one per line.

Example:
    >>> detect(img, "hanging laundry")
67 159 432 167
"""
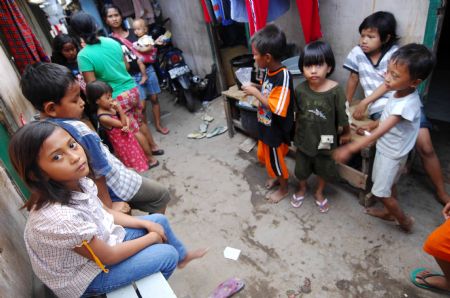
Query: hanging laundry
79 0 107 34
132 0 155 24
200 0 212 23
230 0 290 35
295 0 322 43
210 0 233 26
112 0 135 17
0 0 49 74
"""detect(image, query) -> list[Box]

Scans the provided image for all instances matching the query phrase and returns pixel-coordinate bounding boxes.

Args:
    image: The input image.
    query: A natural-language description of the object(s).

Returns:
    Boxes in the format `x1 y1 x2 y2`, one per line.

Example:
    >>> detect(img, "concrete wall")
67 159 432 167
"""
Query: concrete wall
0 166 33 297
159 0 430 90
158 0 215 77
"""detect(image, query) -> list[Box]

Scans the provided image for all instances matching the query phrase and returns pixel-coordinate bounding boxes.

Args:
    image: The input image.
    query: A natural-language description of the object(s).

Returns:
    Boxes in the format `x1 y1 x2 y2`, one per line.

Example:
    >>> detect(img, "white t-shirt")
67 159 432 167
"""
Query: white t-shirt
376 91 421 159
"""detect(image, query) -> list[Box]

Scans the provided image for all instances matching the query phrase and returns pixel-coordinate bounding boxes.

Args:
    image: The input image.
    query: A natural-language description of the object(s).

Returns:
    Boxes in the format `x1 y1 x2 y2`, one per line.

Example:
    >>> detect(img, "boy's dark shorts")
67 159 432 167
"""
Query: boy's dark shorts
294 150 338 181
420 108 432 130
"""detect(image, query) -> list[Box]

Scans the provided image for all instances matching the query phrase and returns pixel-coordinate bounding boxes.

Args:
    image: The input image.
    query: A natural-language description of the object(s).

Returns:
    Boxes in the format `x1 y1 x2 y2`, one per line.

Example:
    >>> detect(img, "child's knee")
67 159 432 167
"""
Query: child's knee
147 213 169 226
417 142 436 159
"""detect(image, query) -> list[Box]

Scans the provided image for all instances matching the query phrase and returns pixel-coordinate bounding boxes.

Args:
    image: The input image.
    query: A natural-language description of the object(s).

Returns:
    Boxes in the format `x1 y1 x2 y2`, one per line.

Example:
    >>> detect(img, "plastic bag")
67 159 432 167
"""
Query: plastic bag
235 67 252 86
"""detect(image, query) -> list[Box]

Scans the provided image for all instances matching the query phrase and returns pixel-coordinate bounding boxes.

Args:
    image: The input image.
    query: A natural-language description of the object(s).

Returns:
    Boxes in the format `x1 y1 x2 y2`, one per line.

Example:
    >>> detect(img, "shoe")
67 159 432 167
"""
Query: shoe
290 194 305 208
187 131 206 139
206 126 227 138
315 199 329 213
151 149 165 156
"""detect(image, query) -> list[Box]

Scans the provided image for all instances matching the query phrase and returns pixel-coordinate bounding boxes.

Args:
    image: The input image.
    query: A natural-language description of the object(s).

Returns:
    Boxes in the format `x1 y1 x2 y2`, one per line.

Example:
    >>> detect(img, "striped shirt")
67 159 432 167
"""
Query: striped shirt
343 45 398 115
24 178 126 298
257 67 294 147
49 118 142 201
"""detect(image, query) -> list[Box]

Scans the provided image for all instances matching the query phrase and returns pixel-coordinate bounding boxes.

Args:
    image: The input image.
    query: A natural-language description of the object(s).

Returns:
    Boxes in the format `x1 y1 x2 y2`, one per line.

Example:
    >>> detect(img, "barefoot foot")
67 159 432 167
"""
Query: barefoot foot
265 178 280 190
398 216 414 233
266 188 288 203
178 248 208 269
364 207 395 221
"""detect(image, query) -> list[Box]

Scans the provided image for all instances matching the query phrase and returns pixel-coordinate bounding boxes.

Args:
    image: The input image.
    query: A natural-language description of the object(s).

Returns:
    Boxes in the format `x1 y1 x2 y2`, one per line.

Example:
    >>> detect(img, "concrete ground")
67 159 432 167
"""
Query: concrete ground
139 91 449 298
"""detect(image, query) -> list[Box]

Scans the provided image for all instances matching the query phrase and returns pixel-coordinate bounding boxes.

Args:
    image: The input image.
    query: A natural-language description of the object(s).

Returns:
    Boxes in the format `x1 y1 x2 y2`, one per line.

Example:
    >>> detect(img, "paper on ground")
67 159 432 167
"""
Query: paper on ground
223 247 241 260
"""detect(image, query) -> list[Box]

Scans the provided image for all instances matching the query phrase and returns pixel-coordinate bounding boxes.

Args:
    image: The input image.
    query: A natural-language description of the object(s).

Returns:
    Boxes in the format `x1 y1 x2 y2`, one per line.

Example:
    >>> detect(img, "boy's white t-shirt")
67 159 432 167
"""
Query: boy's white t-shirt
376 90 421 159
344 45 398 115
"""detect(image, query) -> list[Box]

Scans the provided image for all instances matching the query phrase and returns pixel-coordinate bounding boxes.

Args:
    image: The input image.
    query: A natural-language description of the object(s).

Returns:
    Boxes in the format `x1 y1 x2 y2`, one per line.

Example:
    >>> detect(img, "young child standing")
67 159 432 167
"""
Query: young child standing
87 80 151 172
344 11 399 120
292 41 350 213
345 11 450 205
334 44 435 232
242 24 294 203
132 17 169 135
8 121 206 297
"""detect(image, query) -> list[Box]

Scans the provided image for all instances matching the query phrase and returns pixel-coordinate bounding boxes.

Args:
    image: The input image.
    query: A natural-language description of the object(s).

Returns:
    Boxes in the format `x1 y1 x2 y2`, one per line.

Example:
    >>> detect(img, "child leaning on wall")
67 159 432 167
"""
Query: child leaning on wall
242 24 295 204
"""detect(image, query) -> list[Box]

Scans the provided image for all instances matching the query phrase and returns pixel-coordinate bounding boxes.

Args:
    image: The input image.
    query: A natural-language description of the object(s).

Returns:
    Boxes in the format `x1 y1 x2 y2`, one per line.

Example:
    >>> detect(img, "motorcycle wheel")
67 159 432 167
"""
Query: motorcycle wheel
183 89 196 112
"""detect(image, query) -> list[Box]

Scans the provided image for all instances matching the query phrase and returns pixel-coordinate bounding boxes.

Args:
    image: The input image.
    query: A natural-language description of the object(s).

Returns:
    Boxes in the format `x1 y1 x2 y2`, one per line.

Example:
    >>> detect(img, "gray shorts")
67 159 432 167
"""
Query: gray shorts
129 177 171 213
371 150 407 198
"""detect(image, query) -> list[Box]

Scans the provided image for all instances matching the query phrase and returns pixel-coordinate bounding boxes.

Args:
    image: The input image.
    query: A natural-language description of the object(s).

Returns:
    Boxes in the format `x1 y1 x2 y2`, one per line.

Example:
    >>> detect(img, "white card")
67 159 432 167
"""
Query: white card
223 246 241 260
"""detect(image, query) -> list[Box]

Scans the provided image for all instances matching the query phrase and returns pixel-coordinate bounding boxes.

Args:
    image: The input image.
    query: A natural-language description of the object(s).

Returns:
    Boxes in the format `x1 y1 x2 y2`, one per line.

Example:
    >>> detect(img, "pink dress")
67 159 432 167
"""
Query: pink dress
98 113 148 172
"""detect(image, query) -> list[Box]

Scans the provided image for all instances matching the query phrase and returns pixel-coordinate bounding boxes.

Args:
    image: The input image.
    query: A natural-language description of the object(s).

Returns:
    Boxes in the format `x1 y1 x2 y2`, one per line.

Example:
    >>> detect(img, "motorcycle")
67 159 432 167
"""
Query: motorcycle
149 19 203 112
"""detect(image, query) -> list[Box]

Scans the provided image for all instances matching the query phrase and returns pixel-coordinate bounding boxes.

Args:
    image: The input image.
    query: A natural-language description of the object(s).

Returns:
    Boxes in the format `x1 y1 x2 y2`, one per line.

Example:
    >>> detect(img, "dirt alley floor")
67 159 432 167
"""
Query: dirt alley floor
136 91 449 298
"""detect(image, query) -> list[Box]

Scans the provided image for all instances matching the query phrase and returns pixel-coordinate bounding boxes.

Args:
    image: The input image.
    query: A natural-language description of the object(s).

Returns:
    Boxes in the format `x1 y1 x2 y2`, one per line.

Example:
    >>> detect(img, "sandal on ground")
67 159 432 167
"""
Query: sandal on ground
206 126 228 138
187 131 206 139
148 160 160 169
157 127 170 135
315 199 329 213
290 194 305 208
410 267 450 294
151 149 165 156
202 114 214 122
209 277 245 298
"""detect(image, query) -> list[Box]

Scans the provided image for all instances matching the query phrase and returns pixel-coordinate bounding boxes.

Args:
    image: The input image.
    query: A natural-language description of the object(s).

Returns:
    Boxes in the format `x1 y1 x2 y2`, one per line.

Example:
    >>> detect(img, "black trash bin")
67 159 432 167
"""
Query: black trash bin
236 101 258 138
230 54 255 88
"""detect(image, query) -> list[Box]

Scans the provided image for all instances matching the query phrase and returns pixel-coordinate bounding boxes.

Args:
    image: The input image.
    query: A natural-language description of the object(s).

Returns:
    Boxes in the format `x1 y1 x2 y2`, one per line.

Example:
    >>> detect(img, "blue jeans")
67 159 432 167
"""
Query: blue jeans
133 65 161 100
82 214 186 296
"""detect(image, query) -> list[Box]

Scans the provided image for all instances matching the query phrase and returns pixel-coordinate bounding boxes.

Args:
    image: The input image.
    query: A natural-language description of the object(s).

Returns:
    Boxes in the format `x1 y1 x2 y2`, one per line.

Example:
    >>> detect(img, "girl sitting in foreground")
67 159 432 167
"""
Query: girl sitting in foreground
9 121 206 297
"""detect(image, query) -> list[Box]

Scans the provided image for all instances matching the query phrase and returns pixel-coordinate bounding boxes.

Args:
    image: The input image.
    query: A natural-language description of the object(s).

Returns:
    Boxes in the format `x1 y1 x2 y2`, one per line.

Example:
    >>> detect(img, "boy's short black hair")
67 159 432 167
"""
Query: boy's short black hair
359 11 399 50
21 62 76 111
251 24 286 60
86 80 113 103
390 43 434 81
298 40 336 77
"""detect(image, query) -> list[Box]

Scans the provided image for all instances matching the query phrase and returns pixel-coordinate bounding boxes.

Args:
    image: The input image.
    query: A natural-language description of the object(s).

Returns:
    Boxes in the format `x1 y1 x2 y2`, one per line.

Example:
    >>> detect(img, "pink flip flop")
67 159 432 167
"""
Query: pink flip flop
210 277 245 298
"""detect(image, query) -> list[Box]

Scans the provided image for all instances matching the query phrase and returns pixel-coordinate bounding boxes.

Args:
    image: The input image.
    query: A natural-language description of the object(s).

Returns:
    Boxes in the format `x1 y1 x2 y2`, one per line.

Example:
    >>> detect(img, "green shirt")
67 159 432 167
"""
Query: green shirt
77 37 136 98
294 81 348 156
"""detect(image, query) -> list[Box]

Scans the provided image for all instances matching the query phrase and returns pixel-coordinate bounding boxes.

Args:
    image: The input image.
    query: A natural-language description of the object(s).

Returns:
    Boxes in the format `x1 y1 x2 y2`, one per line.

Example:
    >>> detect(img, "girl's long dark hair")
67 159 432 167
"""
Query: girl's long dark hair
8 121 91 211
70 11 100 45
51 34 79 66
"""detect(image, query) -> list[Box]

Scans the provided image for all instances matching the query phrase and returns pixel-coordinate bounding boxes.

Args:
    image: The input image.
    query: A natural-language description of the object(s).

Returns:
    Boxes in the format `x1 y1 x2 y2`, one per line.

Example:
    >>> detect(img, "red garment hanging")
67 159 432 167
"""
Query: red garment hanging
295 0 322 43
0 0 49 74
200 0 212 23
245 0 269 36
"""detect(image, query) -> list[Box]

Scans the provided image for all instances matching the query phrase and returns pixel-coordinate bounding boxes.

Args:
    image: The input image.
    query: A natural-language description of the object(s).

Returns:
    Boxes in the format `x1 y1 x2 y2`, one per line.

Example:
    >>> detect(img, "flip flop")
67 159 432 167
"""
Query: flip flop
157 127 170 135
206 126 228 138
290 194 305 208
209 277 245 298
202 114 214 122
315 199 329 213
151 149 165 156
200 122 209 133
148 160 160 169
410 267 450 294
187 131 206 139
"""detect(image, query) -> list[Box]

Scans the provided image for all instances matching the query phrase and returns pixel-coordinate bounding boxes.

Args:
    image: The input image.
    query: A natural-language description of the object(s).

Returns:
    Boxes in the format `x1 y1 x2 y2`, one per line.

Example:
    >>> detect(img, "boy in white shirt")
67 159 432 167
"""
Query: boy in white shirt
334 44 434 233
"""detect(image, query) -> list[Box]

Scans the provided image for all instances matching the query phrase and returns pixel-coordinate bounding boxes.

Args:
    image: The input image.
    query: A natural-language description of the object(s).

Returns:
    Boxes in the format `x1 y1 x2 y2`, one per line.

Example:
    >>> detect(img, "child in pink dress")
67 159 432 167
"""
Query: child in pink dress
87 81 149 172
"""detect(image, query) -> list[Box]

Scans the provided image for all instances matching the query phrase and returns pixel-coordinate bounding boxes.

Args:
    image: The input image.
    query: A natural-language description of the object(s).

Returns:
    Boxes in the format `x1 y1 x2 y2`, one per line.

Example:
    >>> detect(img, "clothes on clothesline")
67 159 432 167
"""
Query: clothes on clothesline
0 0 49 74
210 0 233 26
79 0 107 34
230 0 289 24
111 0 157 24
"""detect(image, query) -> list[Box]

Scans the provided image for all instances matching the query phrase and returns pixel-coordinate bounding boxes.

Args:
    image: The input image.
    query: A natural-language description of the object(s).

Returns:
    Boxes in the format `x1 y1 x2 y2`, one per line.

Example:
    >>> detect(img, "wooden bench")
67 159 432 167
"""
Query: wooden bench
106 272 176 298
